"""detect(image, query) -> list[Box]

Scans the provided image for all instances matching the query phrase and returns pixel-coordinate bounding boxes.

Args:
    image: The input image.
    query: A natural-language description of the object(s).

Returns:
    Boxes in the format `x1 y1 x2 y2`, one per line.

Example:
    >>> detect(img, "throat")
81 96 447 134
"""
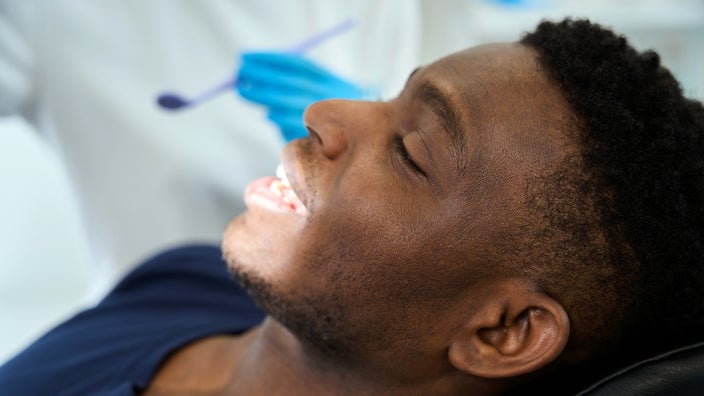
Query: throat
142 331 257 395
143 319 464 396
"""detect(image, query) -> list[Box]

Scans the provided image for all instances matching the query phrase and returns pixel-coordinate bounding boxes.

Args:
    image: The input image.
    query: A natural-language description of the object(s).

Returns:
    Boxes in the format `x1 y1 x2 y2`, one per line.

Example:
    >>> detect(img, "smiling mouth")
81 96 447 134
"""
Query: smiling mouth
266 164 308 216
244 155 309 217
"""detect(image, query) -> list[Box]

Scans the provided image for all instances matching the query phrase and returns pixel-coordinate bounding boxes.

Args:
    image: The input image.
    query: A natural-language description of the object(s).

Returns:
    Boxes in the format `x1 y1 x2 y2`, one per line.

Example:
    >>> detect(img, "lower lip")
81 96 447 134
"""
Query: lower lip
244 176 305 216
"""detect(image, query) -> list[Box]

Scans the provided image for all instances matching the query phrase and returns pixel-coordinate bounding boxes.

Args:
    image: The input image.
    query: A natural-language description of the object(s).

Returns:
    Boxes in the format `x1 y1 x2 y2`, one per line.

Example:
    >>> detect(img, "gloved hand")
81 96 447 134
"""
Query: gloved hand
236 52 371 142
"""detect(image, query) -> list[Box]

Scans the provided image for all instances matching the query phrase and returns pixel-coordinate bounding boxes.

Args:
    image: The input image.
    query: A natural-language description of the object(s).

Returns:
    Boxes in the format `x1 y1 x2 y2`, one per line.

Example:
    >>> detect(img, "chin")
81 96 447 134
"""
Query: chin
222 213 267 277
221 210 302 288
226 251 355 358
221 214 246 272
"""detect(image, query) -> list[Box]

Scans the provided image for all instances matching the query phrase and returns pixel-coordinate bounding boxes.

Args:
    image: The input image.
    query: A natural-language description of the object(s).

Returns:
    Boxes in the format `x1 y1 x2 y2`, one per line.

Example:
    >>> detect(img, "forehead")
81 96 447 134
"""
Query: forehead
415 43 579 180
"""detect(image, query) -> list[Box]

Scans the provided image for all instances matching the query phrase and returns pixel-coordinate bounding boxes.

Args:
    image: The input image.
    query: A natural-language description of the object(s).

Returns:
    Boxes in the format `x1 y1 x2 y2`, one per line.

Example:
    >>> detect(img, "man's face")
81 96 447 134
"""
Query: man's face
223 43 576 361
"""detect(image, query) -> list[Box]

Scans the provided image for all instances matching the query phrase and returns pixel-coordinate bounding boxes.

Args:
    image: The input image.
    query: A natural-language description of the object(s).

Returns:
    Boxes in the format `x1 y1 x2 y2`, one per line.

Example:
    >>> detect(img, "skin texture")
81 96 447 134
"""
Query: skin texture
145 43 579 396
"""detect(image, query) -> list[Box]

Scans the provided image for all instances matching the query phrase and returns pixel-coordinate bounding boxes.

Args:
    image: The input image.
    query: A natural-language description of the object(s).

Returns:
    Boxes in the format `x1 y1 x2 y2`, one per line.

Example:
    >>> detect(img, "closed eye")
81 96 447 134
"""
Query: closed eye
395 136 426 178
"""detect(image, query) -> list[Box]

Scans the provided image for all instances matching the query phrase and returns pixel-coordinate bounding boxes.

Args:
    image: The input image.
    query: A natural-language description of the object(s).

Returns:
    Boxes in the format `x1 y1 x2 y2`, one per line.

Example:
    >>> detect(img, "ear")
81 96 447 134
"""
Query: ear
448 279 569 379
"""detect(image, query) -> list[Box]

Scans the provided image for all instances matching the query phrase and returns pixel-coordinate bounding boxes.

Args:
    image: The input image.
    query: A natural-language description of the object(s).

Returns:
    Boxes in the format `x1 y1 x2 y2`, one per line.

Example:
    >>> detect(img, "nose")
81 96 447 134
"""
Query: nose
302 99 351 159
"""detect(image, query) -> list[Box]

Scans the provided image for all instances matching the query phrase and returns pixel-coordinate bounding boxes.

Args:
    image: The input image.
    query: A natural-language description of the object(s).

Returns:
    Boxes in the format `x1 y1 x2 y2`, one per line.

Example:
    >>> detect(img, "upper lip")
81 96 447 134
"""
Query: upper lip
281 142 310 211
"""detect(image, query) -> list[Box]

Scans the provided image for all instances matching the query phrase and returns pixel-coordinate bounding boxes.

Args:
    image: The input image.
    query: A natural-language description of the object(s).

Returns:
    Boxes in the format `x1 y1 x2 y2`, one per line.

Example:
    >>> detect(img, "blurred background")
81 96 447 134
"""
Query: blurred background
1 0 703 363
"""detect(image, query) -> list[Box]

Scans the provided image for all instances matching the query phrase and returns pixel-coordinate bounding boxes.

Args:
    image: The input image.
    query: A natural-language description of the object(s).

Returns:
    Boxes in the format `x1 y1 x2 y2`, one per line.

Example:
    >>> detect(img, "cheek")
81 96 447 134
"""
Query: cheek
298 196 402 268
301 171 425 266
292 186 471 305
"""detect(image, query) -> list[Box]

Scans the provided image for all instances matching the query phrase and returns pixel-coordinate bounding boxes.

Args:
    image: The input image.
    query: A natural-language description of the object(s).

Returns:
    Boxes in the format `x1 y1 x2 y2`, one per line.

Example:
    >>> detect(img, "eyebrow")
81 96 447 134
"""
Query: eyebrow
411 78 468 174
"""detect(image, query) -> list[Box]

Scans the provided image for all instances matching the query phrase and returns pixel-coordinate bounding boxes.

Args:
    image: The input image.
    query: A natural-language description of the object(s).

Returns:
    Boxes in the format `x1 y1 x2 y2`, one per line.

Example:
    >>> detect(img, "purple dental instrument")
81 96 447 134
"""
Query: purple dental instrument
156 18 356 111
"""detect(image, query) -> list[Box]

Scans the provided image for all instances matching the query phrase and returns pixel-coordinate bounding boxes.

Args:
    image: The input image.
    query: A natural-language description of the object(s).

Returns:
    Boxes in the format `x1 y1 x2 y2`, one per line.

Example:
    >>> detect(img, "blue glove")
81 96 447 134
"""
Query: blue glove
236 51 370 142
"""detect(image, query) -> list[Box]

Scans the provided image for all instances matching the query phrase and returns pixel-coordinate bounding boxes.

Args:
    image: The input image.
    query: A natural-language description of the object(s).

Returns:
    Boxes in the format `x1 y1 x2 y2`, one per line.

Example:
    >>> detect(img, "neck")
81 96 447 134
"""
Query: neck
217 317 497 396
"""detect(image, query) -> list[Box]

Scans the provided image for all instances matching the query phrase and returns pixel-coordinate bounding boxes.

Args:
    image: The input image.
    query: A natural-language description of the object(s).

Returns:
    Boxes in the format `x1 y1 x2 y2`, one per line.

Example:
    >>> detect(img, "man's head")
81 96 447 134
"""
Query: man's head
222 19 704 394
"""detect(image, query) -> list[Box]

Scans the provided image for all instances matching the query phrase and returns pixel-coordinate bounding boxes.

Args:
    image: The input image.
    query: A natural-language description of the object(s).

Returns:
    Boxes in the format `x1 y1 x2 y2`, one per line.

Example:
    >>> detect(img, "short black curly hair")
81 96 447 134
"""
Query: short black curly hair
515 18 704 390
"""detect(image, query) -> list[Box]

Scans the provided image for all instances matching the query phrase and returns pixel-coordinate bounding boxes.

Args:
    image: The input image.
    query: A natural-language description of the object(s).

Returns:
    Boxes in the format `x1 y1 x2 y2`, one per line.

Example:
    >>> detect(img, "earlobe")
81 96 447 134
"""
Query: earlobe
448 280 570 379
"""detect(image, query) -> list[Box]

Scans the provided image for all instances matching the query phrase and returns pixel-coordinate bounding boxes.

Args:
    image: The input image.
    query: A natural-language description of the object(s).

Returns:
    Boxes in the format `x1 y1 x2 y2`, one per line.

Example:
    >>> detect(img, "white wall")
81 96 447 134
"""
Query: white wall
0 117 92 363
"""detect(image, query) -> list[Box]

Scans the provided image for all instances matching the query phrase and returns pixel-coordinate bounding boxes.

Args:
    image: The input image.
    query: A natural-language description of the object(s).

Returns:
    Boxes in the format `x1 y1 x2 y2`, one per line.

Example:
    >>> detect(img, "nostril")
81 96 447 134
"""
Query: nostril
306 125 322 145
303 100 349 159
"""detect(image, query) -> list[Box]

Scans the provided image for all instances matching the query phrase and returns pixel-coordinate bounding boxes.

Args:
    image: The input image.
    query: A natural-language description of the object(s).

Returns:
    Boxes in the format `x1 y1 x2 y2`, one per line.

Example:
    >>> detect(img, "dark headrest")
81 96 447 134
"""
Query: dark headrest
577 342 704 395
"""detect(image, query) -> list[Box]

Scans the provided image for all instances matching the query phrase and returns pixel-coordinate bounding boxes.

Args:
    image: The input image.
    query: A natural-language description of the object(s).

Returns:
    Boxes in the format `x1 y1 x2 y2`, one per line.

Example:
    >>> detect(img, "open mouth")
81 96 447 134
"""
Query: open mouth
269 164 308 216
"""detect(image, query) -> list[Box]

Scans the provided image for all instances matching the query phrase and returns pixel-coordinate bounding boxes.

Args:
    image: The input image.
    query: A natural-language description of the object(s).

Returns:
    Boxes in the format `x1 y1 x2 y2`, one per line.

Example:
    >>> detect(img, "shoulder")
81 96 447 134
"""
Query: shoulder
0 244 264 396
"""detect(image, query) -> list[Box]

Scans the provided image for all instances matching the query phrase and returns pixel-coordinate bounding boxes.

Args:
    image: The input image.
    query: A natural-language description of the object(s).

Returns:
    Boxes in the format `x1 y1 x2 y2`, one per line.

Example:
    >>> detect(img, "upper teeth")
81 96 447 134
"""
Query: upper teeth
276 164 290 187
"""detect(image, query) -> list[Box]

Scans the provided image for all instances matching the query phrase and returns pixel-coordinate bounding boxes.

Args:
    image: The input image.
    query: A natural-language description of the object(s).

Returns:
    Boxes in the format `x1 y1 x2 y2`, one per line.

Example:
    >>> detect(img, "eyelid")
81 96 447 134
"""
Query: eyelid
394 136 426 178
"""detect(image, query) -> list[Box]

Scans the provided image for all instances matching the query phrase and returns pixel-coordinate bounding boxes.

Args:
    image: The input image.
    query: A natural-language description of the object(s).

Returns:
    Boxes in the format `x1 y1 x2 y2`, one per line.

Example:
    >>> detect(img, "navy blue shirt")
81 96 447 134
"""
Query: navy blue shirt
0 245 265 395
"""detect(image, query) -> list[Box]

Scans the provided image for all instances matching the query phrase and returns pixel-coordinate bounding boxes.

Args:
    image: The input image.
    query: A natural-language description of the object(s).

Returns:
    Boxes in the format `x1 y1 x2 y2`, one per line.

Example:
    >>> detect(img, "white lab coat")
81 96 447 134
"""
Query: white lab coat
0 0 422 291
